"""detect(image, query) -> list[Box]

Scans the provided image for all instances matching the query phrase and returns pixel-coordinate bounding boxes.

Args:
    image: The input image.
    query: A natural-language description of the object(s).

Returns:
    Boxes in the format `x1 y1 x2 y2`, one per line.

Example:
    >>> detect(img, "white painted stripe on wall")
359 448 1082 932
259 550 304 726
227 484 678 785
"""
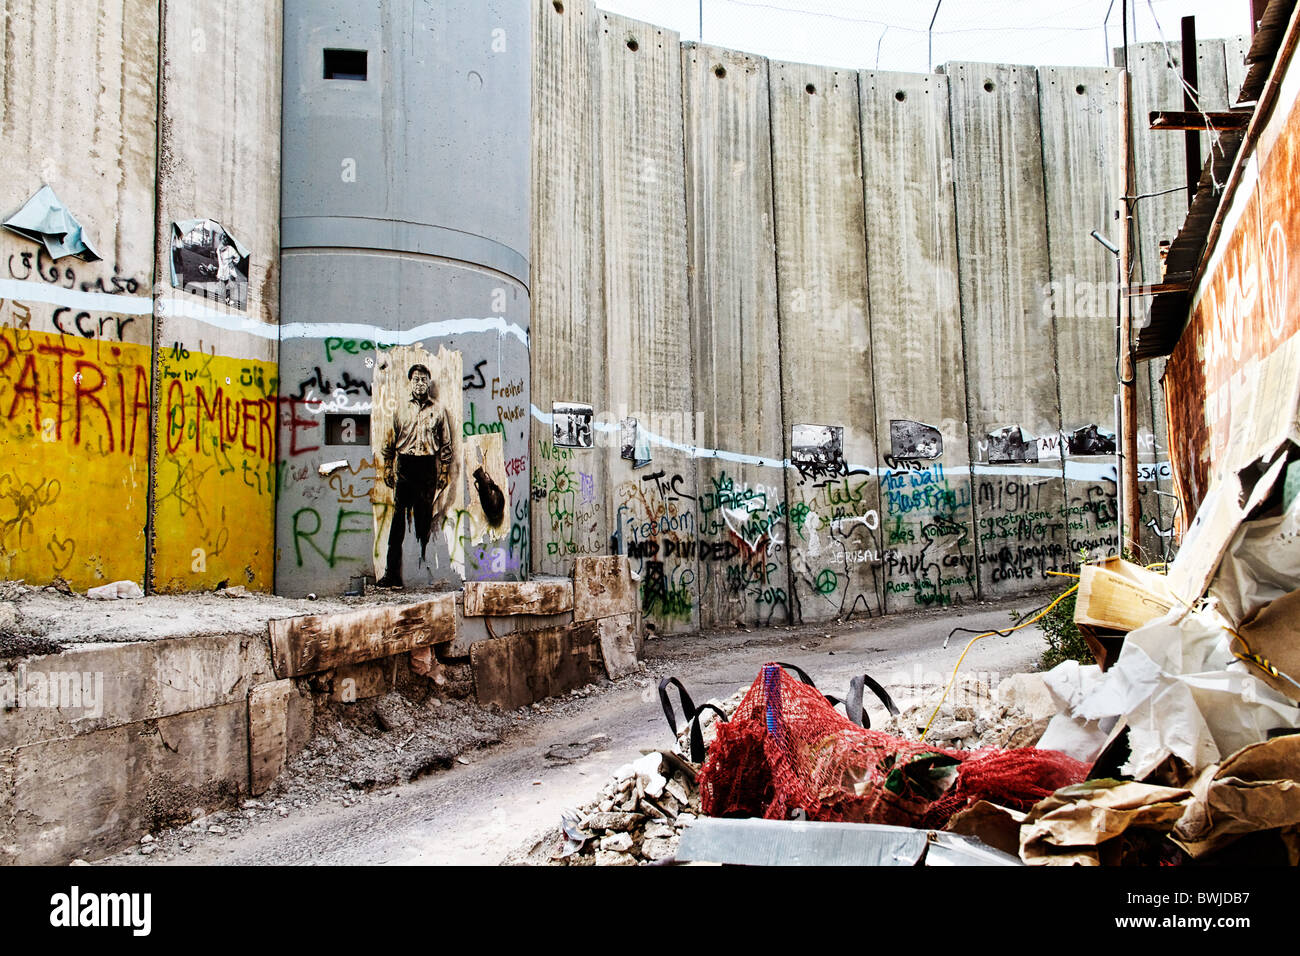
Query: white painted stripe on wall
0 281 530 345
0 280 154 315
530 404 1166 482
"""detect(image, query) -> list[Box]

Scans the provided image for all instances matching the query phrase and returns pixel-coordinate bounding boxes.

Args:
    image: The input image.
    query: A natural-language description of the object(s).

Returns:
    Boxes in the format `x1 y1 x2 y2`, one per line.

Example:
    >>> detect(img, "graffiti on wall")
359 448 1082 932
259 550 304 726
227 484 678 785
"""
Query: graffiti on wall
0 313 149 587
153 338 278 591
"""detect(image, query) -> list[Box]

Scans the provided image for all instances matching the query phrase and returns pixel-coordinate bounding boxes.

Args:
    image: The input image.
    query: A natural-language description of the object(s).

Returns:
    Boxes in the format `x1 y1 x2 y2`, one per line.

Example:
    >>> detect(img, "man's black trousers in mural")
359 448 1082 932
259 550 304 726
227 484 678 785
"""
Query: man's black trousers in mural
384 453 442 583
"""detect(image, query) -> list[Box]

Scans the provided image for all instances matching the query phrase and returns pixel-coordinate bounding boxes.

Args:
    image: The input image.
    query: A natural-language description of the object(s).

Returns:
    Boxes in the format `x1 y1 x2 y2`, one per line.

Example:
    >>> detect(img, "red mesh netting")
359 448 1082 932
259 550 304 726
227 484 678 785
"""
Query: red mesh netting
698 664 1088 829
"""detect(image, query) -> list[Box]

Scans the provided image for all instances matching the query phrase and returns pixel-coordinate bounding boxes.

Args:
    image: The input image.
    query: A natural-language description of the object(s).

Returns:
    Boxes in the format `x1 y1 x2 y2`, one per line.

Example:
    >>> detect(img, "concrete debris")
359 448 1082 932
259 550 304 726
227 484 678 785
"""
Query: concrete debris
599 832 633 852
86 580 144 600
879 676 1049 750
372 693 416 732
547 755 703 865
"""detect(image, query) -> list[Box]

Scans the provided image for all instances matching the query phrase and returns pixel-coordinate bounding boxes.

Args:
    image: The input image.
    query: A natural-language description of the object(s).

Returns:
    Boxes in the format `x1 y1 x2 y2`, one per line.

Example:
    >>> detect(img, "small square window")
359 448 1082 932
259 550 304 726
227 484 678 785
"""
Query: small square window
324 49 367 81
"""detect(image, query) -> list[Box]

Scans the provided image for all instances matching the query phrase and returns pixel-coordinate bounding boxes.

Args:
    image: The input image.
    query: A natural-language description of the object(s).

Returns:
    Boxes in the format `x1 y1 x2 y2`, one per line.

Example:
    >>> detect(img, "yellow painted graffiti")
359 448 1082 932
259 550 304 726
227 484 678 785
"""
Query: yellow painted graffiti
0 326 150 588
151 345 278 592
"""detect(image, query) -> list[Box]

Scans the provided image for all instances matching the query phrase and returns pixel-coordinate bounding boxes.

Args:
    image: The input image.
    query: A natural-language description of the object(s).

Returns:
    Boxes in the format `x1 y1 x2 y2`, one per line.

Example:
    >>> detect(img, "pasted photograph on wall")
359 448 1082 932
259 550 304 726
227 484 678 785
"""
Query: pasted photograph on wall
371 345 463 588
791 423 846 481
553 401 594 448
620 416 651 467
986 425 1039 464
169 218 250 310
889 419 943 460
1067 423 1117 456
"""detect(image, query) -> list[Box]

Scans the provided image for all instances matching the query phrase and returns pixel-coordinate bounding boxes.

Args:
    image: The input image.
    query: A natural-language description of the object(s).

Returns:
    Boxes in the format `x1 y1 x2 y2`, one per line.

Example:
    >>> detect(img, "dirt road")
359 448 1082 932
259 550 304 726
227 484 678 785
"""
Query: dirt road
109 597 1052 865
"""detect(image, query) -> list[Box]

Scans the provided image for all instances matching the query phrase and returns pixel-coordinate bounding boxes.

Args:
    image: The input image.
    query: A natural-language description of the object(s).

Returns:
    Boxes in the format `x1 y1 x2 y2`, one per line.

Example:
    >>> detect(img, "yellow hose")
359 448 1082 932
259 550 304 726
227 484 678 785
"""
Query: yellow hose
917 560 1180 742
919 583 1080 742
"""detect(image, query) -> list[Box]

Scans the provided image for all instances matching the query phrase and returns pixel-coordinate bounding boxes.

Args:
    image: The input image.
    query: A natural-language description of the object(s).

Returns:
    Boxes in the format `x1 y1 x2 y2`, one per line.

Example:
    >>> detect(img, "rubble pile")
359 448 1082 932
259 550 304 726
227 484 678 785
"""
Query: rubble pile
880 674 1056 750
548 752 701 866
288 689 511 795
538 688 748 866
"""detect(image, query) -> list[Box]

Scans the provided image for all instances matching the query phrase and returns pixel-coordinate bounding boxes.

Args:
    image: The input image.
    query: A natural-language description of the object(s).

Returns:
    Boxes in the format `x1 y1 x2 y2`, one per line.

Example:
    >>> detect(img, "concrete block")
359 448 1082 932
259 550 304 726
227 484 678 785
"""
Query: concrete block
268 594 456 677
597 613 640 680
0 634 274 750
464 578 574 616
248 679 291 795
470 621 601 710
1 700 249 865
573 556 637 621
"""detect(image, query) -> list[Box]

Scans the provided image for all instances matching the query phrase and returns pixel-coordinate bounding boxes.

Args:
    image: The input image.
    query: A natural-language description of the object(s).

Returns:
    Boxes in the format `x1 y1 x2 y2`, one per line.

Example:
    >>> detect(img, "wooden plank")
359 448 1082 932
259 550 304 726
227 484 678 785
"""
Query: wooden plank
470 621 601 710
268 594 457 677
597 613 639 679
1149 109 1251 130
248 679 291 795
572 555 637 621
463 579 574 616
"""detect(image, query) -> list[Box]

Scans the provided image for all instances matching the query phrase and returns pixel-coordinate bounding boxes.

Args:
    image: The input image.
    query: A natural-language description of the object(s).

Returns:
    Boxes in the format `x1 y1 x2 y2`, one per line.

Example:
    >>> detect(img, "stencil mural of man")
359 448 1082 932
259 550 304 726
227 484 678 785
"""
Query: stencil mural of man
376 363 455 588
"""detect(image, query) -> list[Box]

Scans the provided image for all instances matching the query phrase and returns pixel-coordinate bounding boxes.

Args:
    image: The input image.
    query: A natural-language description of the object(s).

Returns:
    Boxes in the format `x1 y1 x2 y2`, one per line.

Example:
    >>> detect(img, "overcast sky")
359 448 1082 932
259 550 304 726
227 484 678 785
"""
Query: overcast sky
595 0 1254 73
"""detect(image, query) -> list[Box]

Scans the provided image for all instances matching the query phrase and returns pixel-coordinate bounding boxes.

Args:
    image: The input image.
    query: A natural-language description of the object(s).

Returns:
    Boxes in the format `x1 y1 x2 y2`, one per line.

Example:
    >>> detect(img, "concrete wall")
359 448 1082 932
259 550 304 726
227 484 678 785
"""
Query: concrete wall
947 61 1068 600
275 0 532 598
1038 66 1125 565
683 44 787 628
152 0 283 592
597 13 697 634
860 71 975 613
0 0 282 594
771 61 883 624
530 12 1240 624
530 0 607 577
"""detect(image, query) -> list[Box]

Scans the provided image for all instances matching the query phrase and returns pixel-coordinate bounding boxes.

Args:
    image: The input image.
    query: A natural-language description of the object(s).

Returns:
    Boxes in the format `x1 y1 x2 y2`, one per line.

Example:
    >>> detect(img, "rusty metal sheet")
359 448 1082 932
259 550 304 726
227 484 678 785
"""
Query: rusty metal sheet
1164 87 1300 512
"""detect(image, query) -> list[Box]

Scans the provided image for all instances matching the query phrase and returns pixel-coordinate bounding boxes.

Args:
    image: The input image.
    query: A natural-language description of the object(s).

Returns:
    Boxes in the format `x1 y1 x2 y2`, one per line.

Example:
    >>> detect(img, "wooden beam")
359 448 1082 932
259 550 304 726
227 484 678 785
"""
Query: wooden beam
1127 280 1191 297
268 595 456 677
1148 110 1252 131
463 579 574 616
248 679 292 795
470 622 601 710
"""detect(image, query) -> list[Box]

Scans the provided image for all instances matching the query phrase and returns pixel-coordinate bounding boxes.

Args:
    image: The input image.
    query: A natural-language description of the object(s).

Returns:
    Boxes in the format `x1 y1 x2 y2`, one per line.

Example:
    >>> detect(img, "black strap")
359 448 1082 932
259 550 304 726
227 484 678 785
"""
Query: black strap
688 703 729 763
843 673 900 729
774 662 818 688
658 677 697 737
